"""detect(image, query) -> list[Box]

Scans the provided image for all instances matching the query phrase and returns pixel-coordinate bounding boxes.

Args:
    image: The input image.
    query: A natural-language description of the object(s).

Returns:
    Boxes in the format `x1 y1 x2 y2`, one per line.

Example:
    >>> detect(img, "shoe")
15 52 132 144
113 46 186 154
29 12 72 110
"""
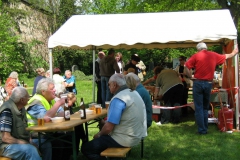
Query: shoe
156 121 162 126
196 132 207 135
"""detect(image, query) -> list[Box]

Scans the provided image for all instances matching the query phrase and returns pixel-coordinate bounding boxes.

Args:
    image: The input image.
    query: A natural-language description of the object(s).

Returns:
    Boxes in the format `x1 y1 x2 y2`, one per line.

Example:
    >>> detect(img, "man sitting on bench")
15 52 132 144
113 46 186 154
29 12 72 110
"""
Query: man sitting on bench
81 73 147 160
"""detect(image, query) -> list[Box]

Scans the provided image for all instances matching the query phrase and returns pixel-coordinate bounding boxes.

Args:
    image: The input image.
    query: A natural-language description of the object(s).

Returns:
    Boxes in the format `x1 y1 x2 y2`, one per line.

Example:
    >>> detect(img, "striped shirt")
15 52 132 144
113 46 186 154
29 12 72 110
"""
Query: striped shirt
0 108 13 132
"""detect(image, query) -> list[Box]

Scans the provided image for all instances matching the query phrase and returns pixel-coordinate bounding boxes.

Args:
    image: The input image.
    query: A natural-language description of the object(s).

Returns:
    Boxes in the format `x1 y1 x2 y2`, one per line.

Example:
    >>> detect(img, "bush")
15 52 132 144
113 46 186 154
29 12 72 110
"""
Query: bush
73 70 93 81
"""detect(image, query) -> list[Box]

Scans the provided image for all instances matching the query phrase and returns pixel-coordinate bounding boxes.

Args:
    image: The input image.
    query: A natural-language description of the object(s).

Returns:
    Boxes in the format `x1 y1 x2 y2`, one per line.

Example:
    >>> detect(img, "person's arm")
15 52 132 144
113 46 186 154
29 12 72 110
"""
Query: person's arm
45 98 65 120
182 67 191 78
95 61 101 79
225 47 238 59
2 132 28 144
94 98 125 138
65 76 75 87
93 122 115 138
142 77 155 85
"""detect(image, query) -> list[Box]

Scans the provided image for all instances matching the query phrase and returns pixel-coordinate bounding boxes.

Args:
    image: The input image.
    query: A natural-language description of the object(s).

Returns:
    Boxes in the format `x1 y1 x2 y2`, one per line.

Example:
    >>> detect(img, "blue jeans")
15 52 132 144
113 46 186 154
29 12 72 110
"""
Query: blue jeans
193 80 212 134
81 135 123 160
2 144 41 160
101 76 112 108
32 138 52 160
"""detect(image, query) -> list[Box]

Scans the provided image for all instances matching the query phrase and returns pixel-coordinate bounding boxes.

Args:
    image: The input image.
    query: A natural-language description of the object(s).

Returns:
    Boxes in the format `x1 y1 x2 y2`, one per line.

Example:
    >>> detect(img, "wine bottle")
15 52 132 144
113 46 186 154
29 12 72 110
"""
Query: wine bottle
64 99 70 121
80 98 86 119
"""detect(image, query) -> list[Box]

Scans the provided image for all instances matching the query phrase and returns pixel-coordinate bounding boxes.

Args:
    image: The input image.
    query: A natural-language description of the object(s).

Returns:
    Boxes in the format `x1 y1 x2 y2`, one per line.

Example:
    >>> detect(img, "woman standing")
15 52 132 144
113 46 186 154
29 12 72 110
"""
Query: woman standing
115 52 125 74
174 56 192 116
5 71 18 98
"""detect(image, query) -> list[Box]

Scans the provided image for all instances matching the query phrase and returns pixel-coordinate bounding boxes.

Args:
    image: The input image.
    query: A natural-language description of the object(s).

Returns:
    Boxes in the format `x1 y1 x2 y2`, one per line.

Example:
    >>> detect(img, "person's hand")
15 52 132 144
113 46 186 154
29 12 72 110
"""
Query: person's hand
59 98 65 104
233 46 238 54
18 139 28 144
93 133 101 139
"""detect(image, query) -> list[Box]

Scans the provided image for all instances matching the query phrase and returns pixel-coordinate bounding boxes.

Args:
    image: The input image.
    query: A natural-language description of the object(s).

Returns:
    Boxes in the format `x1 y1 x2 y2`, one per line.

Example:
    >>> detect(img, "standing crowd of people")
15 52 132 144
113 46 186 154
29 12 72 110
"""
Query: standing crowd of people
0 42 238 159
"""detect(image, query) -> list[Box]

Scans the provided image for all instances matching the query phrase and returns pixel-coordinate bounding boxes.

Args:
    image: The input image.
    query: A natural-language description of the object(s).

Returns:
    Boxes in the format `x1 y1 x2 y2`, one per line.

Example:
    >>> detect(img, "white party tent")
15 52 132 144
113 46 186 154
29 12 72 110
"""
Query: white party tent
48 9 239 127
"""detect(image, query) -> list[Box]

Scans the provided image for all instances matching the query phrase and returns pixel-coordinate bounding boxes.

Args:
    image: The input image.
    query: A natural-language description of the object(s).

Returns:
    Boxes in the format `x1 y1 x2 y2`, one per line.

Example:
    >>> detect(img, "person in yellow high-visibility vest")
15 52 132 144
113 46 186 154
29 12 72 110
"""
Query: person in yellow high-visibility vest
25 78 68 160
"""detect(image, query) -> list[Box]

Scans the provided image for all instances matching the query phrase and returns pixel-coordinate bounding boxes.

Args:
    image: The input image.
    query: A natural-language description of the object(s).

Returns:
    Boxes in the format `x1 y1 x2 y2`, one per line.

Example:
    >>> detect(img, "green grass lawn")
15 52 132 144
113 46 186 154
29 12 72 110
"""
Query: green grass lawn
23 78 240 160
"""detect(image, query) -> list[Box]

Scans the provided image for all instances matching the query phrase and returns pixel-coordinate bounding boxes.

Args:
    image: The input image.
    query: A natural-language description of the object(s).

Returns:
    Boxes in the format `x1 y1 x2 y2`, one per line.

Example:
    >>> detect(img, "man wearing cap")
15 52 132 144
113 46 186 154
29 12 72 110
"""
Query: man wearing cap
123 54 140 75
185 42 238 135
99 49 120 107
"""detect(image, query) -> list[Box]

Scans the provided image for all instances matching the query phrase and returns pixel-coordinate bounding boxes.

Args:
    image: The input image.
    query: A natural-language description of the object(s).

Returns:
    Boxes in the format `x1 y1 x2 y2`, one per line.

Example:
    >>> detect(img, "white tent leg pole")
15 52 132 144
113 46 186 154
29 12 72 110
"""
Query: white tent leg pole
49 49 53 78
92 47 96 103
234 39 239 130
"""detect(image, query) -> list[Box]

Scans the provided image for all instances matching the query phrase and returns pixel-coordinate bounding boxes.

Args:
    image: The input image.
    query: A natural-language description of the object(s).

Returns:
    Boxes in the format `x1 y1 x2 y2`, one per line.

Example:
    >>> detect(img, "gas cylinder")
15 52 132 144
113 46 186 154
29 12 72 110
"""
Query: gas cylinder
217 105 233 132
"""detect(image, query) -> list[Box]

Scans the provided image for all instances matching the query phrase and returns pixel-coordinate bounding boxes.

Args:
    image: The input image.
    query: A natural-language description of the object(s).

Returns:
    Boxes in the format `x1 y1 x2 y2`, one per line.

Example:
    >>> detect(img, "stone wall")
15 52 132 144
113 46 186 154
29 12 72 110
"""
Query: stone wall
11 1 51 62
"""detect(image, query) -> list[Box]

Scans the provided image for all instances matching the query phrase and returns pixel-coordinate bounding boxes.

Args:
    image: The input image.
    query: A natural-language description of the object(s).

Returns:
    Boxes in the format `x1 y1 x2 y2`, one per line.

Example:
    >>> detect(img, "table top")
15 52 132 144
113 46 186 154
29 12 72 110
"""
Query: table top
26 109 107 132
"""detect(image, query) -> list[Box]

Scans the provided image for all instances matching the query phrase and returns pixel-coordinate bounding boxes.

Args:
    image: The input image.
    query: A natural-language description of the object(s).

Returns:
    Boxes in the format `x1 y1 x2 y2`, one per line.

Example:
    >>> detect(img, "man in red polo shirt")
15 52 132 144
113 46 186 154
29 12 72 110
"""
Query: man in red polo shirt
185 42 238 135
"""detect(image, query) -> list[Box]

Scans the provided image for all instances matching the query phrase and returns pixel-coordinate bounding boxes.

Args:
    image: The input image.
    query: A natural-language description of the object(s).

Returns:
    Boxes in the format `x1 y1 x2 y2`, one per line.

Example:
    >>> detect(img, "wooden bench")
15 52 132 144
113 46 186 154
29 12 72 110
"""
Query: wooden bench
101 147 131 159
0 157 11 160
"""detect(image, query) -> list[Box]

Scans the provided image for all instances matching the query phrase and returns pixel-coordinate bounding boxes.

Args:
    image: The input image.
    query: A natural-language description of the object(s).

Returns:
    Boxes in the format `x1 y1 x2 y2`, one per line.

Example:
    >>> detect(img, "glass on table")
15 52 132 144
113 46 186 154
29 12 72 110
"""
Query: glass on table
95 104 102 114
105 101 110 110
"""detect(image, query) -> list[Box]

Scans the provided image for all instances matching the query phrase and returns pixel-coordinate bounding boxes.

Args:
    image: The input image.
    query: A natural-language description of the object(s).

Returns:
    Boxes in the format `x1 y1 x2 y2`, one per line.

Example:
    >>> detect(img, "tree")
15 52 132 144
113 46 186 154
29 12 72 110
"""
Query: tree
0 0 24 80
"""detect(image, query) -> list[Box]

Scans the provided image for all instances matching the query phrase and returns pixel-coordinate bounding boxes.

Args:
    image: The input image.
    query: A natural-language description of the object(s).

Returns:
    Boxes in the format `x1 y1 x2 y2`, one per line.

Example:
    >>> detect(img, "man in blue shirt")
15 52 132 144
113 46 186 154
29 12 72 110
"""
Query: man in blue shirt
81 74 147 160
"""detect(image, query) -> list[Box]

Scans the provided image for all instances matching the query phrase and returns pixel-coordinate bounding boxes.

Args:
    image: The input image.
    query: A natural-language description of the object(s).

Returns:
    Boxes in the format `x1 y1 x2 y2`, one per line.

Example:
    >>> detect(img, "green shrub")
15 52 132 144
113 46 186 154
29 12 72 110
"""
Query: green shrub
73 70 93 81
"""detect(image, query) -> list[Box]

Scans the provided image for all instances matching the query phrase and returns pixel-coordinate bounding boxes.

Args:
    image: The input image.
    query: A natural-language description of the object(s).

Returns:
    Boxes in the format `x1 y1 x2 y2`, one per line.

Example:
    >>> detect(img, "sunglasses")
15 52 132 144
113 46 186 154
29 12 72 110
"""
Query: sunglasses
179 59 184 61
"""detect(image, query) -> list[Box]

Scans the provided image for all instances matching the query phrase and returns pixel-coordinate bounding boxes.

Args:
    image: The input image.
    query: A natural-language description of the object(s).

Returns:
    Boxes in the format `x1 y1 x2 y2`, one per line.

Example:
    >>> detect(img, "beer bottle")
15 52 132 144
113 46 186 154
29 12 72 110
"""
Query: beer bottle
80 98 86 119
64 99 70 121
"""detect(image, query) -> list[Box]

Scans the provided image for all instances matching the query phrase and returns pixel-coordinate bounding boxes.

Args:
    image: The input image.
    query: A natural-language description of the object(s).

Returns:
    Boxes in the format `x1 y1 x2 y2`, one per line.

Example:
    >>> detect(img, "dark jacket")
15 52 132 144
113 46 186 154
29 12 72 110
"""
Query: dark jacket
95 58 101 81
99 55 120 77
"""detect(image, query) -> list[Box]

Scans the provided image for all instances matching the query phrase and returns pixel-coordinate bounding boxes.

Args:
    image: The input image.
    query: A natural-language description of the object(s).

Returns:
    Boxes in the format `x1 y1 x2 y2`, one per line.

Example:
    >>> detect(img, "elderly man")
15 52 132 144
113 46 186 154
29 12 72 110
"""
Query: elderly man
0 87 41 160
185 42 238 135
81 74 147 160
95 51 105 104
125 73 152 128
25 78 71 160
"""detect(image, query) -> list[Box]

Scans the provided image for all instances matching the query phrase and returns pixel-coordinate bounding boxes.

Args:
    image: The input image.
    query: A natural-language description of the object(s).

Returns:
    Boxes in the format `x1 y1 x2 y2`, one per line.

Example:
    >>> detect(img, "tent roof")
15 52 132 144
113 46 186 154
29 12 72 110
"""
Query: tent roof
48 9 237 50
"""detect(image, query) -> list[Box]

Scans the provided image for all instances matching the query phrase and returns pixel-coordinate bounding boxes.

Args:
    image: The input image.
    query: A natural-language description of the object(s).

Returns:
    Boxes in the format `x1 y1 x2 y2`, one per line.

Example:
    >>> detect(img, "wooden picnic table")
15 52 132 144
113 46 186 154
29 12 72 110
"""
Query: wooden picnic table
26 109 107 160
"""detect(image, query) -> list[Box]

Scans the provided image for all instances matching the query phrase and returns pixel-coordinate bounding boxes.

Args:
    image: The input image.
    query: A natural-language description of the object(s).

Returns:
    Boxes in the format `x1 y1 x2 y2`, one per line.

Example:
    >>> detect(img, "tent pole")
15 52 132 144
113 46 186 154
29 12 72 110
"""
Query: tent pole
234 39 239 130
92 46 96 103
49 49 53 78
